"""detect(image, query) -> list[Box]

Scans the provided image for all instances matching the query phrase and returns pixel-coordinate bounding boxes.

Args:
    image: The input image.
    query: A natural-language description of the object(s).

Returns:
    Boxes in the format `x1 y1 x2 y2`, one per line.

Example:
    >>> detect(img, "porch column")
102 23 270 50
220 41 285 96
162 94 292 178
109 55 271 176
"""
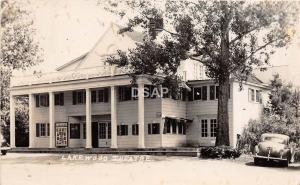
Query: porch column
28 94 35 148
9 94 15 148
85 88 92 148
110 86 118 148
49 92 55 148
138 82 145 148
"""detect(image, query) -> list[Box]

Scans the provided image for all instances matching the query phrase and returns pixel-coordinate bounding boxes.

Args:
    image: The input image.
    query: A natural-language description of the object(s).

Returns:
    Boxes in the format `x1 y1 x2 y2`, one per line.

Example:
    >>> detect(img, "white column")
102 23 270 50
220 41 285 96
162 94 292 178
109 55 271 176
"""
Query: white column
9 94 15 148
85 88 92 148
110 86 118 148
138 82 145 148
49 92 55 148
29 94 35 148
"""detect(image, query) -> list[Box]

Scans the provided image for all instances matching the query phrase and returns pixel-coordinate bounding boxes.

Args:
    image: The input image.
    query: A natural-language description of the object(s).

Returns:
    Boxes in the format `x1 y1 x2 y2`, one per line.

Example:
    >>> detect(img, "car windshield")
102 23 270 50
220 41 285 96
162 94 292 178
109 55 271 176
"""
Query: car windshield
262 136 287 144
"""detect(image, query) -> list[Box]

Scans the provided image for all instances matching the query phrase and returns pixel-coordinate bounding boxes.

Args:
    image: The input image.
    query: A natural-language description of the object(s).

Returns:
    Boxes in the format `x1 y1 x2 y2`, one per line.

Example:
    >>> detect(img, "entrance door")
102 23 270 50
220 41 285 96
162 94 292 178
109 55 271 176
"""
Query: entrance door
98 122 111 147
55 122 68 147
92 122 99 148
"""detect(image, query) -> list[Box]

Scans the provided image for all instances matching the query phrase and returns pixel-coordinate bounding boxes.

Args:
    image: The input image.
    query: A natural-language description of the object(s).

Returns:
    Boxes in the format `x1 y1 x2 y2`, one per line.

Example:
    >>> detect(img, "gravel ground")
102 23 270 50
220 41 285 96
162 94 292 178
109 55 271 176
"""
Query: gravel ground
0 153 299 185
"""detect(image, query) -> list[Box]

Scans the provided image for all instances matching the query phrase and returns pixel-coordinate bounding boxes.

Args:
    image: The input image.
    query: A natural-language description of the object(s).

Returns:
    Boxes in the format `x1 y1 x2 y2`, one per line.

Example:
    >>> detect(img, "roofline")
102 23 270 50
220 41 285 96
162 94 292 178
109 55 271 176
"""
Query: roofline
55 52 89 71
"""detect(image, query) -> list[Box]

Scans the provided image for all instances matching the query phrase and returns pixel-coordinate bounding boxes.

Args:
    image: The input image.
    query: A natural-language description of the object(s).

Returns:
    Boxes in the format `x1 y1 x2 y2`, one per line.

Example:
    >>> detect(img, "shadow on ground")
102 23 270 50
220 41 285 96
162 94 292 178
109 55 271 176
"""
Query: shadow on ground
245 161 300 170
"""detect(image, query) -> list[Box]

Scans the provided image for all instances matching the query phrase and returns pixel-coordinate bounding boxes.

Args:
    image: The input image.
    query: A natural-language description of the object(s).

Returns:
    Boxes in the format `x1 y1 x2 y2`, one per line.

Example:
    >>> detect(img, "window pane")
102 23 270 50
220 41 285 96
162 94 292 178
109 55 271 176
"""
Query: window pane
201 120 208 137
70 123 80 139
99 123 106 139
98 90 104 102
194 87 201 100
152 123 160 134
210 119 217 137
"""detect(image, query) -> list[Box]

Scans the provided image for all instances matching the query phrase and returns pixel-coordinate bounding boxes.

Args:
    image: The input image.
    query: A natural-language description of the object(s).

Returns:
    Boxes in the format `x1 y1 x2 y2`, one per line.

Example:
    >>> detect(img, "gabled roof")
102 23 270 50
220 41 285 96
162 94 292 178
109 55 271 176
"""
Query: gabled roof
55 23 144 72
55 52 88 71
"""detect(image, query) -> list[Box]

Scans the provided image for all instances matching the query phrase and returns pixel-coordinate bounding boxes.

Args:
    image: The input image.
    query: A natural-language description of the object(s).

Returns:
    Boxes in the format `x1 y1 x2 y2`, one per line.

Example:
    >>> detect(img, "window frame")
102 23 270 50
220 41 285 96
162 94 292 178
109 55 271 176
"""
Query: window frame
201 119 208 137
69 123 81 139
210 119 218 137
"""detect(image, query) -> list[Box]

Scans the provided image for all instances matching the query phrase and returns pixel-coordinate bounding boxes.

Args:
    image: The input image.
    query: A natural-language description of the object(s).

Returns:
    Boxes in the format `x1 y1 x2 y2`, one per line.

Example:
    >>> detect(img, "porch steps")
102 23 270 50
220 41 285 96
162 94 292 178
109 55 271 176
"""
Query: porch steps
8 147 199 157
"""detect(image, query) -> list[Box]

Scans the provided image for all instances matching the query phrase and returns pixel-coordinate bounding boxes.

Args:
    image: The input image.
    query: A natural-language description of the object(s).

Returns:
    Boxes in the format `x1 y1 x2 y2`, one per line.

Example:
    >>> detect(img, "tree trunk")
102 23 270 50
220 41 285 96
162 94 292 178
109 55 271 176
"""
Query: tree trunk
216 1 231 146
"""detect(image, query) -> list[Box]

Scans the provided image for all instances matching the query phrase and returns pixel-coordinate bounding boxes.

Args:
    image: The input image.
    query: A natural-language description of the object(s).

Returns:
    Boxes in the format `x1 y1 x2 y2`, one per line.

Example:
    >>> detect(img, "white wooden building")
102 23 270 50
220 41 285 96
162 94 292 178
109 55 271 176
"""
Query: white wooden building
9 23 270 149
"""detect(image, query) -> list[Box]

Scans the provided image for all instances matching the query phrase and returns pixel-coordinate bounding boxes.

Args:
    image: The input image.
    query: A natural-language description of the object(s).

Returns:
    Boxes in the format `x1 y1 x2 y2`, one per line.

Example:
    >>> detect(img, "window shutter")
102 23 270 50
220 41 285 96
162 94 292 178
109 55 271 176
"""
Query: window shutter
148 124 151 134
60 93 64 106
72 91 77 105
46 94 49 107
36 123 40 137
36 95 40 107
47 123 50 136
188 88 193 101
104 88 109 102
202 86 207 100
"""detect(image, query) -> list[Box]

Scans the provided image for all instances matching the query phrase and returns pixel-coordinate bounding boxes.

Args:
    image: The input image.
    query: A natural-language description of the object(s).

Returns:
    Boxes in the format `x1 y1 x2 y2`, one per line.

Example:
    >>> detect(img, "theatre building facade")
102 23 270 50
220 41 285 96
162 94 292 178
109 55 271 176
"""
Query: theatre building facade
9 23 270 149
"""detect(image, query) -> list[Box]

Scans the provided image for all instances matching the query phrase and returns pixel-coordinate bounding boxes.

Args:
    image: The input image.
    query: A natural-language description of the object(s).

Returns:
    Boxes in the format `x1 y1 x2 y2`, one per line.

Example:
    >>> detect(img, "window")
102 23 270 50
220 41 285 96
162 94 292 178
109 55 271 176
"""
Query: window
202 86 207 100
72 91 86 105
107 123 111 139
194 87 202 100
119 86 132 101
201 119 208 137
117 125 128 136
36 123 50 137
210 85 215 100
54 93 64 106
210 119 218 137
132 124 139 135
36 94 49 107
148 123 160 134
256 90 262 103
98 123 107 139
70 123 80 139
98 88 109 102
249 88 255 102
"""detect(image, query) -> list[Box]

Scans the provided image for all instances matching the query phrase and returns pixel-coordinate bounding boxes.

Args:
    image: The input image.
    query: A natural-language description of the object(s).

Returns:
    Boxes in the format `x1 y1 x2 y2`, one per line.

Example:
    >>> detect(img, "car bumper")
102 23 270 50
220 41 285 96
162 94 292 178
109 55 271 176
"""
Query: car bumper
254 155 288 161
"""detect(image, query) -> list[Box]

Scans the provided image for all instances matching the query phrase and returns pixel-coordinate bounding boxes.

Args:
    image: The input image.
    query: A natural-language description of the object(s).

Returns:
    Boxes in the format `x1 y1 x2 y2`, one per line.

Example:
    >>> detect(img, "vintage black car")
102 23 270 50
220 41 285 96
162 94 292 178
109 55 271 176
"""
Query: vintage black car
254 133 291 167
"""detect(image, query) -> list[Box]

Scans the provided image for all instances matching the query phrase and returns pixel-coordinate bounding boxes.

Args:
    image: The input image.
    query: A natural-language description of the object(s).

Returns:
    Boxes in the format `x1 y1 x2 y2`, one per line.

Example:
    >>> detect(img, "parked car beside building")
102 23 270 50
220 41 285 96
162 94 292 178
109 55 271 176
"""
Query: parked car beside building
254 133 292 167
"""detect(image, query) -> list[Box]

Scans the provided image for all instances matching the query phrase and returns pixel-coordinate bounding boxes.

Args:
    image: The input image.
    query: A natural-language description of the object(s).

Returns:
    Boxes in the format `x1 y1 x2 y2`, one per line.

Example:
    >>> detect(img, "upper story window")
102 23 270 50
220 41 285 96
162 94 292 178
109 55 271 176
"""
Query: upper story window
36 94 49 107
54 93 64 106
72 90 86 105
193 86 208 101
91 88 109 103
256 90 262 103
119 86 132 101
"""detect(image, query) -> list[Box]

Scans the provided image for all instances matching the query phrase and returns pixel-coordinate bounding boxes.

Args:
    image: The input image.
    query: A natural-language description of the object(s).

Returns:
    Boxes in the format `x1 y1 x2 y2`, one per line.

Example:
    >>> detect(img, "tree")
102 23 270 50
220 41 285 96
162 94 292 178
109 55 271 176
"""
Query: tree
240 75 300 151
102 1 299 146
0 0 42 146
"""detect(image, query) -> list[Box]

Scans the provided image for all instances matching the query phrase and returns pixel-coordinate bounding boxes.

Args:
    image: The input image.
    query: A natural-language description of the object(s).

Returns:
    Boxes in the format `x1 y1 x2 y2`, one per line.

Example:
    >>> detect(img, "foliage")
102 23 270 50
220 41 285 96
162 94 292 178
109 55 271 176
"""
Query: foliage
240 75 300 152
200 146 241 159
102 0 299 146
0 0 41 146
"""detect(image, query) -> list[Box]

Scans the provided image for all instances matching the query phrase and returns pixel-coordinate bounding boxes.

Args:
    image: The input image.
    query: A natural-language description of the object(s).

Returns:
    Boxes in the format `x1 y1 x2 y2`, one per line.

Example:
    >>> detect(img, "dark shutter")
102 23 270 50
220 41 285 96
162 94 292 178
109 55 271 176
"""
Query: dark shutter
36 95 40 107
210 86 215 100
202 86 207 100
117 125 120 136
148 124 151 134
36 123 40 137
72 91 77 105
104 88 109 102
188 88 193 101
60 93 64 106
47 123 50 136
91 90 97 103
46 94 49 107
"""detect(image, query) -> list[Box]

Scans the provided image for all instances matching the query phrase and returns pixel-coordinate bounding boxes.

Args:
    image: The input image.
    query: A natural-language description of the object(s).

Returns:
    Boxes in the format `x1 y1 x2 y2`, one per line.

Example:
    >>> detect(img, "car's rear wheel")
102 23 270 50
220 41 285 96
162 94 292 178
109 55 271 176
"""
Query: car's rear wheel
281 160 289 167
254 158 260 165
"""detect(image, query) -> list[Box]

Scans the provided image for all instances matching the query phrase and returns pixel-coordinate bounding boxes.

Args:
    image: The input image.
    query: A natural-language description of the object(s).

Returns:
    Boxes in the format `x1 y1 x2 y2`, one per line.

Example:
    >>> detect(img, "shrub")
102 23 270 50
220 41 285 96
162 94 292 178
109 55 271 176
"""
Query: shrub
200 146 241 159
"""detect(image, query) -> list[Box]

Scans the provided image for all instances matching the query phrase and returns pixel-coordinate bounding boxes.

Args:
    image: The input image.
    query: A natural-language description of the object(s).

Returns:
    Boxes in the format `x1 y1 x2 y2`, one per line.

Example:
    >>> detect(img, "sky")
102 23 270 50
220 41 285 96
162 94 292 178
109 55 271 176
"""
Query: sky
16 0 300 86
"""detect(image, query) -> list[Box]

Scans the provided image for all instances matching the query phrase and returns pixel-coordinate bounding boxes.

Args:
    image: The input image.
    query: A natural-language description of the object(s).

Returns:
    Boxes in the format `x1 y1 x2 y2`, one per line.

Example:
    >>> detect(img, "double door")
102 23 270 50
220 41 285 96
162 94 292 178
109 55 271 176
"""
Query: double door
92 122 111 148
